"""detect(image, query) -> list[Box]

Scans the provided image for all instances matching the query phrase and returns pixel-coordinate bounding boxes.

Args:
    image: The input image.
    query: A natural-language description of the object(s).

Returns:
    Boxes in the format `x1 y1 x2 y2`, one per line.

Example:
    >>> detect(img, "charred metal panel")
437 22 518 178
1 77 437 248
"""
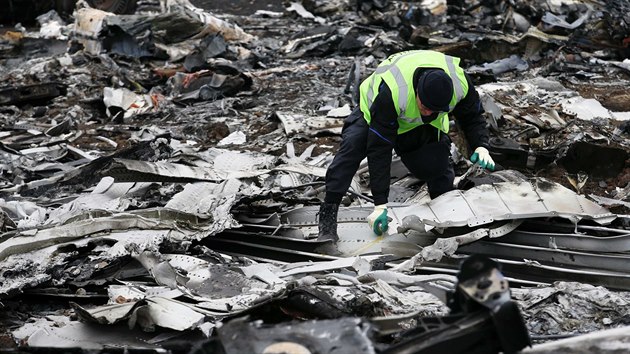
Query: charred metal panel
558 141 628 178
0 83 65 106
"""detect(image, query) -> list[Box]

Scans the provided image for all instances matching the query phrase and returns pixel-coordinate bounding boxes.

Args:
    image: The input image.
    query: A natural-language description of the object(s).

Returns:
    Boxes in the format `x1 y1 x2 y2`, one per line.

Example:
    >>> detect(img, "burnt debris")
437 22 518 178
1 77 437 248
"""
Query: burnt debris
1 0 630 353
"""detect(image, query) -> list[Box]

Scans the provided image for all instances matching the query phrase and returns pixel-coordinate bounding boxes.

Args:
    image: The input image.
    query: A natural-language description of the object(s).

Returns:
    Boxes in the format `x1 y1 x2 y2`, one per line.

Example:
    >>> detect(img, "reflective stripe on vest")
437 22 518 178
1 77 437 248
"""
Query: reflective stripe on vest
359 50 468 135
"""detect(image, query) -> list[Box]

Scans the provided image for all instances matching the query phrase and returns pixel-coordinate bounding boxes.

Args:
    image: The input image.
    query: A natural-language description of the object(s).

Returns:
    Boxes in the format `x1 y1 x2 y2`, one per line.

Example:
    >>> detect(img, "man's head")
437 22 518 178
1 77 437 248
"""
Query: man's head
415 69 453 116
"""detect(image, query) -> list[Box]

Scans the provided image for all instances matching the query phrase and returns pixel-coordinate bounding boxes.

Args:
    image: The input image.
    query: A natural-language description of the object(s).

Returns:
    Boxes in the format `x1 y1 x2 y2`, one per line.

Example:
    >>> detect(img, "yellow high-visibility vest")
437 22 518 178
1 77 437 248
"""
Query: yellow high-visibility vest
359 50 469 135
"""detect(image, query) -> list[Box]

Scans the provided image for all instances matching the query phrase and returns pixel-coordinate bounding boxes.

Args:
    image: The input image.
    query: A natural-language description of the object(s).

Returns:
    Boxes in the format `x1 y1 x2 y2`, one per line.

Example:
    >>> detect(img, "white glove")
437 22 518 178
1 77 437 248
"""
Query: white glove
470 147 495 171
367 204 388 236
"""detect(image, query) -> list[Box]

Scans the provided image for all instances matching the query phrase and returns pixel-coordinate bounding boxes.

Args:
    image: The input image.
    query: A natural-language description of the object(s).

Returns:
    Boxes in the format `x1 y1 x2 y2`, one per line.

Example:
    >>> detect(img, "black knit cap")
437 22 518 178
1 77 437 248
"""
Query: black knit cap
415 69 453 112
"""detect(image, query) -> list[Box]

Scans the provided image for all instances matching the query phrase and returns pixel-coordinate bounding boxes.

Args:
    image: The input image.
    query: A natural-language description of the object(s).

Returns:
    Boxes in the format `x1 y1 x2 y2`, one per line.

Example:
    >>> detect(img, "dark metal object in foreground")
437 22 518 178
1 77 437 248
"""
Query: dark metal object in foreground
218 317 374 354
381 255 530 354
0 83 66 106
210 255 531 354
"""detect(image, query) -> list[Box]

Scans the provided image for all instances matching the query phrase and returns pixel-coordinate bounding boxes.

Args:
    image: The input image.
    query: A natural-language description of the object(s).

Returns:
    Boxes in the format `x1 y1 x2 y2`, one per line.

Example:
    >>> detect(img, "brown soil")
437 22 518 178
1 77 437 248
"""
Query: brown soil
205 122 230 142
563 82 630 112
290 136 341 157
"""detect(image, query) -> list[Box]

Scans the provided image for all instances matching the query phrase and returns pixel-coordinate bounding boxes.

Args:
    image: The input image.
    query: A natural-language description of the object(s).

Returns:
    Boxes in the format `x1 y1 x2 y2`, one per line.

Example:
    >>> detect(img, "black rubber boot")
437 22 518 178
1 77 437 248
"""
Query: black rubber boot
317 202 339 242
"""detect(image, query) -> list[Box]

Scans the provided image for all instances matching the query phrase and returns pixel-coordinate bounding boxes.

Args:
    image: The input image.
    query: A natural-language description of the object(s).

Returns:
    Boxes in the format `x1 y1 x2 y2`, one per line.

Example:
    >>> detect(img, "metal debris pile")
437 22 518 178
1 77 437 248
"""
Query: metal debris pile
1 0 629 353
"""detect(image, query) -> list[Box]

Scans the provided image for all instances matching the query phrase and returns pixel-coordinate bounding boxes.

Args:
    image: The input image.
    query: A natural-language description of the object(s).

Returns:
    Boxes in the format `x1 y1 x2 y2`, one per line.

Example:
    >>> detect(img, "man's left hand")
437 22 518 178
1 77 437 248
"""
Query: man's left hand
470 147 495 171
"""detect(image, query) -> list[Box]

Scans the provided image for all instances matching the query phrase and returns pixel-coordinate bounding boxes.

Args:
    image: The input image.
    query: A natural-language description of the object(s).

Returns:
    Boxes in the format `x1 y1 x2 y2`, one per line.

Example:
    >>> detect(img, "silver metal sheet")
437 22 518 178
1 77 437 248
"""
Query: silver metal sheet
45 177 152 224
165 180 242 230
134 251 187 289
275 111 343 136
73 302 137 325
459 241 630 273
113 158 228 181
240 263 286 285
276 255 382 277
421 256 630 291
390 178 615 230
208 148 277 171
141 297 206 331
27 322 161 349
73 297 205 331
523 325 630 353
589 194 630 209
392 221 523 271
0 215 194 261
491 230 630 253
194 292 275 314
278 176 615 258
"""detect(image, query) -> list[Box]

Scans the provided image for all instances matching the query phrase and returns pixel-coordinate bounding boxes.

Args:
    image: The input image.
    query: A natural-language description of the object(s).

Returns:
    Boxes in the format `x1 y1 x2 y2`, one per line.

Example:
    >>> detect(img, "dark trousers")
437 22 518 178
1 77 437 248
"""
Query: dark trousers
325 107 454 203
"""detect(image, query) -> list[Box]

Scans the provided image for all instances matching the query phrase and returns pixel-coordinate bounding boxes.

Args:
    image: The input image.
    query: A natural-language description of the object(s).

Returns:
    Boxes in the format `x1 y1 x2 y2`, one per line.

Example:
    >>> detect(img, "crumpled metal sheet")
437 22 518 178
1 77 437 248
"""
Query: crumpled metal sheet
477 78 579 129
103 87 157 119
110 158 229 182
468 55 529 75
73 8 110 55
0 199 47 229
134 251 191 289
358 270 455 303
73 297 206 331
276 255 382 277
134 250 271 301
74 0 253 60
0 140 331 296
0 213 194 261
268 174 614 258
107 284 183 303
72 301 137 325
0 229 176 296
67 249 451 326
240 263 286 285
562 96 630 121
524 325 630 353
513 281 630 336
136 297 206 331
26 321 163 349
275 111 344 136
392 221 523 272
111 155 325 183
166 0 255 42
542 9 591 30
589 194 630 209
45 176 152 225
165 180 244 230
200 148 277 171
0 203 236 296
391 177 615 230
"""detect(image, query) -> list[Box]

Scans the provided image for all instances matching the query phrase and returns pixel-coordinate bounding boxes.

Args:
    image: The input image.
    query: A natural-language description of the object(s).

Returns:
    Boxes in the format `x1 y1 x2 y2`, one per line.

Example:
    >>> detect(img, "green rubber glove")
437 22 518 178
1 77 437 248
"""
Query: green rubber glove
367 204 388 236
470 146 495 171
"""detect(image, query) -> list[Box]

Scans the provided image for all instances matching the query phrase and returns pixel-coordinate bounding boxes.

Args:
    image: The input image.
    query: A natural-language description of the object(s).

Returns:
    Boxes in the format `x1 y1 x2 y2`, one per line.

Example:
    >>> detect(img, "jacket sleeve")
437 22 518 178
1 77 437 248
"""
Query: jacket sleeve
451 73 490 150
366 82 398 205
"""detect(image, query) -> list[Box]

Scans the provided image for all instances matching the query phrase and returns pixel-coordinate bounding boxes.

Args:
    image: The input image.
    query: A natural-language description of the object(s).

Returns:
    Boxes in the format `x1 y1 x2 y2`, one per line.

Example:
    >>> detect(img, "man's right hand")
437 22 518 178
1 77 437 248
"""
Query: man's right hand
367 204 388 235
470 147 495 171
